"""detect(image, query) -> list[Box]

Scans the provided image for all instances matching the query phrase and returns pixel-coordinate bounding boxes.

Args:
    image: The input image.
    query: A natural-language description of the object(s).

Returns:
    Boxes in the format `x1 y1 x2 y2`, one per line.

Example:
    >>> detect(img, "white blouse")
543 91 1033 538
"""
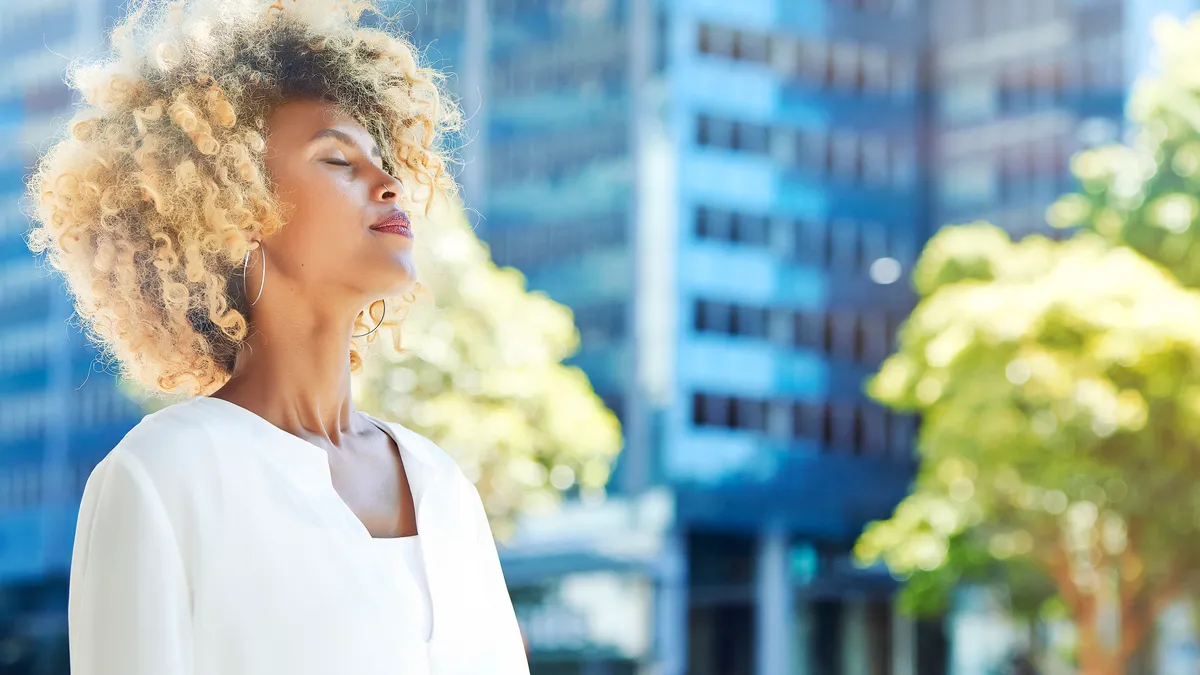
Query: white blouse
372 535 433 643
68 396 530 675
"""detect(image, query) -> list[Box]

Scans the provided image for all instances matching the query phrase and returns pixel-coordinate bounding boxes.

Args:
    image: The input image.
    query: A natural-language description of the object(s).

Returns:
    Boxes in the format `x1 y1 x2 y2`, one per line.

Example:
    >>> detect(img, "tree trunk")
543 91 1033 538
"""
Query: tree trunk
1076 615 1123 675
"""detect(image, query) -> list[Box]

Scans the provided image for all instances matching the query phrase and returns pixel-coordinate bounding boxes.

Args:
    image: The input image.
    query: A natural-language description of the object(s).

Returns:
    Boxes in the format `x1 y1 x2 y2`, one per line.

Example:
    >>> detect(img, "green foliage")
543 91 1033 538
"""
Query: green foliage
355 198 623 536
856 224 1200 619
861 25 1200 650
1049 16 1200 287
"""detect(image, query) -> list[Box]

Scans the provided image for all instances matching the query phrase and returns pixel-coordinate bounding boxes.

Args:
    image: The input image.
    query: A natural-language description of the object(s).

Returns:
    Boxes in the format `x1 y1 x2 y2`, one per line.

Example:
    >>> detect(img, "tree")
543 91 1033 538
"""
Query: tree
858 16 1200 673
126 195 623 538
1049 15 1200 287
353 196 622 537
855 223 1200 675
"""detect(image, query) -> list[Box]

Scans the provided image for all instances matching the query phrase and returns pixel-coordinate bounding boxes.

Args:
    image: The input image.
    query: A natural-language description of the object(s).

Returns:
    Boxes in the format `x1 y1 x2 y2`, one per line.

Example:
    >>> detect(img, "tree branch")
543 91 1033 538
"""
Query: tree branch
1118 517 1145 621
1117 562 1192 664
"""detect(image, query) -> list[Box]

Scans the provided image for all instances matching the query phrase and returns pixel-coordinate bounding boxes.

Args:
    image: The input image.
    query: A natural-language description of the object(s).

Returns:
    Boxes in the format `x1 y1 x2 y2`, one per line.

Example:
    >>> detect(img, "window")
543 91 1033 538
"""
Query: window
731 305 769 339
853 318 868 364
792 401 825 442
731 398 769 433
794 219 829 267
693 393 770 433
999 61 1033 114
885 312 906 353
830 131 860 180
830 312 858 361
939 159 995 208
697 115 731 147
830 219 859 271
696 207 733 241
830 43 861 90
861 403 889 456
852 405 866 455
696 116 774 155
890 142 916 188
940 77 998 124
831 403 857 450
792 311 827 352
890 54 917 101
860 313 891 363
0 392 49 441
797 127 830 174
696 300 770 340
732 122 771 155
693 392 732 427
697 24 722 56
732 31 770 64
1000 143 1030 204
770 127 797 166
769 35 799 78
799 41 830 86
731 213 770 246
486 213 628 271
695 300 732 334
822 404 836 447
696 206 772 248
859 221 888 268
0 324 54 374
0 262 51 312
861 134 890 185
887 412 917 458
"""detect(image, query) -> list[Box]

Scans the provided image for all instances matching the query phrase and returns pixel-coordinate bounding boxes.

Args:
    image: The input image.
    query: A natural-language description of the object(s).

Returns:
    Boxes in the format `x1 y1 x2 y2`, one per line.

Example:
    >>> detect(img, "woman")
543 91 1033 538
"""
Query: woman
26 0 529 673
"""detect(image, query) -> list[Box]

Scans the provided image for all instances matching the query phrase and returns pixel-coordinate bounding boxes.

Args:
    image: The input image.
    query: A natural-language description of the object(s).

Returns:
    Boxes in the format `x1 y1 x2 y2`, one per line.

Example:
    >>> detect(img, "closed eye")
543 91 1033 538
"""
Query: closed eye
323 159 352 166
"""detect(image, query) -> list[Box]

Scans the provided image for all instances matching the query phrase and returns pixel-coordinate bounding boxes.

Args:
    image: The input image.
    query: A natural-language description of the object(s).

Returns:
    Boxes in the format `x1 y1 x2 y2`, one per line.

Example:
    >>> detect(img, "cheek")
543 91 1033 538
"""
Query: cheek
270 176 370 272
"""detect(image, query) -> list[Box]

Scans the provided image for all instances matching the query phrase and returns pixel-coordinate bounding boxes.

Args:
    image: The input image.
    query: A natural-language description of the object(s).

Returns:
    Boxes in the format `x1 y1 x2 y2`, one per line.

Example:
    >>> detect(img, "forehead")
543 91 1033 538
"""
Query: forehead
265 98 377 151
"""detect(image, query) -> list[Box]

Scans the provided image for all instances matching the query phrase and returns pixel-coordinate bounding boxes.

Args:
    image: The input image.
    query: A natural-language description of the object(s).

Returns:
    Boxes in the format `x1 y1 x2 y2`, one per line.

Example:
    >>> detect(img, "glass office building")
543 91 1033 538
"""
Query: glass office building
411 0 939 673
927 0 1197 238
0 0 143 672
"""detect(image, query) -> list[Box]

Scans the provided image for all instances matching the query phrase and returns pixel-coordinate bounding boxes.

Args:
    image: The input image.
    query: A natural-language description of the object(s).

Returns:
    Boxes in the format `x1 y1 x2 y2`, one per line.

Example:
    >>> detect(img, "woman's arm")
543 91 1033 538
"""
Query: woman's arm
69 452 193 675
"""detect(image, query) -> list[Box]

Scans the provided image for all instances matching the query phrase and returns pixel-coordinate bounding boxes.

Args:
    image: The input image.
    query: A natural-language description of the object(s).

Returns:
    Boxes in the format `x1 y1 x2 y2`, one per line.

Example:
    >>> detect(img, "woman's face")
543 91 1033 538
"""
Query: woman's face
259 98 415 315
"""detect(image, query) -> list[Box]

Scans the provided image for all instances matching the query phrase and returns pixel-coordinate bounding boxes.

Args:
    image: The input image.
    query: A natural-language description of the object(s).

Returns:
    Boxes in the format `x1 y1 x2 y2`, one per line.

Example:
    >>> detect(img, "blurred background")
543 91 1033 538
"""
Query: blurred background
5 0 1200 673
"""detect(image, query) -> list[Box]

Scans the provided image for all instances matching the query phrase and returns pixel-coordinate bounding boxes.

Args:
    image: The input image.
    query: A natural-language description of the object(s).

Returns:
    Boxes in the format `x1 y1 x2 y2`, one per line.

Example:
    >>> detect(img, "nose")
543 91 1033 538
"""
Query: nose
373 171 404 204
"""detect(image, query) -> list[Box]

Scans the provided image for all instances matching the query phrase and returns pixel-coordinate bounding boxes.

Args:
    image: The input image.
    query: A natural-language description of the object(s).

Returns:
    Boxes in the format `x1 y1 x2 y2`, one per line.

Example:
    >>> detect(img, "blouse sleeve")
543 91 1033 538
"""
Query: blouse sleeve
471 487 531 673
68 452 193 675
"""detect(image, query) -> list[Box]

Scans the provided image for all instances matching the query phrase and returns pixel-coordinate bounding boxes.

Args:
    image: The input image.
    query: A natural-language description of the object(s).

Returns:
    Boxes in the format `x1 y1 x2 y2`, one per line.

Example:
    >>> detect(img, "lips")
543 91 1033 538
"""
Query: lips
370 211 413 238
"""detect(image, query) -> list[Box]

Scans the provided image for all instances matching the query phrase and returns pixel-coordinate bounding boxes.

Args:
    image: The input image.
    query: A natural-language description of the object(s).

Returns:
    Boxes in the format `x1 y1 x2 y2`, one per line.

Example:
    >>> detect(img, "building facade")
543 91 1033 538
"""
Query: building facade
414 0 939 673
0 1 144 672
926 0 1197 238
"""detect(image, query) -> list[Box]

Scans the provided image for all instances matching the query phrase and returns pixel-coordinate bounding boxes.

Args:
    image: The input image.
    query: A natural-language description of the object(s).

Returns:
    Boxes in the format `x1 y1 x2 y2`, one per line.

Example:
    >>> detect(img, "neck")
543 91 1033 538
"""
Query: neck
213 302 363 446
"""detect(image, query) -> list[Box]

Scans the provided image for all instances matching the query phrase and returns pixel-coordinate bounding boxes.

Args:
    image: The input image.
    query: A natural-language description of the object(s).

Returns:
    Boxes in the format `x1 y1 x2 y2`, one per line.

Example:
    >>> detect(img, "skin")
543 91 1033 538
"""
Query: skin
209 98 418 539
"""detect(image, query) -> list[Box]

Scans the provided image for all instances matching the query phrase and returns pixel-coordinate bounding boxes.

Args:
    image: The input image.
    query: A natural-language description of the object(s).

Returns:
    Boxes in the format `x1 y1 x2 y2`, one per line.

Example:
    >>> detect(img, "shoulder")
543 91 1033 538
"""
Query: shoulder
99 397 224 495
373 416 464 476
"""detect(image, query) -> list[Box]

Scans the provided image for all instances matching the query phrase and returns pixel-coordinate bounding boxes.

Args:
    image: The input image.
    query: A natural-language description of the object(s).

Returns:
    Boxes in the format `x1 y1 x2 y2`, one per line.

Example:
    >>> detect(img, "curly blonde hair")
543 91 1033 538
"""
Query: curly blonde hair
25 0 461 396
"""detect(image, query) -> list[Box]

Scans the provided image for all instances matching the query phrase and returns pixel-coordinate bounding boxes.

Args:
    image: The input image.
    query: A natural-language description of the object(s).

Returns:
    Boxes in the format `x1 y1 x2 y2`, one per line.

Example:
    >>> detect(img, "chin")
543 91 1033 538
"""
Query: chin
384 268 418 298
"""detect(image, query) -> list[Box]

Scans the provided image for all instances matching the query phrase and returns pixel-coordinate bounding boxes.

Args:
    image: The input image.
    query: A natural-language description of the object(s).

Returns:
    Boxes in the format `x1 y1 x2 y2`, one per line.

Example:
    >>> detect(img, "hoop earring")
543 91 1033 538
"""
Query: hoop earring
352 300 386 338
243 245 266 306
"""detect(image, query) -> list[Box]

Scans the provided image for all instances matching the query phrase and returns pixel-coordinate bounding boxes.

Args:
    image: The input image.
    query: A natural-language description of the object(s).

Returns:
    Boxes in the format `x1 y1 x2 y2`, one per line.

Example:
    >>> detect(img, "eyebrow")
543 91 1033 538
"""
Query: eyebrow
308 128 383 160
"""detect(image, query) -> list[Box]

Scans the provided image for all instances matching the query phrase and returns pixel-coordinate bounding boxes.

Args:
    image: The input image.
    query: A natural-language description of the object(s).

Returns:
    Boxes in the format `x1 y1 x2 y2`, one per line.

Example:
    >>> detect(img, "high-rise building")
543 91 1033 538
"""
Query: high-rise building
408 0 938 673
0 0 143 670
928 0 1200 238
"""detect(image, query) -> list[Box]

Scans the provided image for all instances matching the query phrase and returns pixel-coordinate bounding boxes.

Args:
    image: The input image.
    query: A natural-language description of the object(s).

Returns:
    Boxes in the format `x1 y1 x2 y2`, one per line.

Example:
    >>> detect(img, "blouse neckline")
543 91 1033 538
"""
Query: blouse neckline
190 395 432 543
